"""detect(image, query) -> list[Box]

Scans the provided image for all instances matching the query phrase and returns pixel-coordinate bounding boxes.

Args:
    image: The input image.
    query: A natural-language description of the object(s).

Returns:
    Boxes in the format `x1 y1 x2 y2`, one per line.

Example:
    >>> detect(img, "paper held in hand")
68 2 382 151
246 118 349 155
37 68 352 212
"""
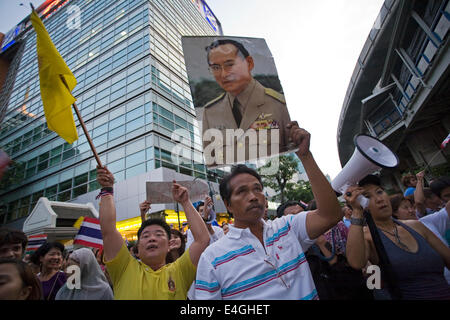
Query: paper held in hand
146 180 210 204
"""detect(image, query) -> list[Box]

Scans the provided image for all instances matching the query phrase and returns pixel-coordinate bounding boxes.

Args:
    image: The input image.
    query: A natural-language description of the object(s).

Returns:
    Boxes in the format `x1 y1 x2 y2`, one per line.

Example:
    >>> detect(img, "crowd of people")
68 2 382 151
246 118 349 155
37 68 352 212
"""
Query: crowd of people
0 123 449 300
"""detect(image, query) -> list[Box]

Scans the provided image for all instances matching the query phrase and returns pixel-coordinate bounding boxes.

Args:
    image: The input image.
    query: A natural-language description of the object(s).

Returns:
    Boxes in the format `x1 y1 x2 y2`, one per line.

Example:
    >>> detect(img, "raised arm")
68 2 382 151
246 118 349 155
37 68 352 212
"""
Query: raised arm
344 186 373 269
414 171 426 216
287 121 342 239
97 166 124 262
171 181 210 266
139 200 151 223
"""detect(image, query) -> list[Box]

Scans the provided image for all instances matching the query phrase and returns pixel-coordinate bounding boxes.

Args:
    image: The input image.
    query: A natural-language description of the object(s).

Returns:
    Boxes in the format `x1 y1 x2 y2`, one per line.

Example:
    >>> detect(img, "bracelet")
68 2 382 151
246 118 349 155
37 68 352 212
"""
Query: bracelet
350 216 366 226
96 187 114 200
101 187 113 193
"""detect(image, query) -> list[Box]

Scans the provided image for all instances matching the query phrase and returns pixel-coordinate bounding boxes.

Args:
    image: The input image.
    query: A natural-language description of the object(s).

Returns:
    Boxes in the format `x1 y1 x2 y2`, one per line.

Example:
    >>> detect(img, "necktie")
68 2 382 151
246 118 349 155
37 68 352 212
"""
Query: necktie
232 98 242 127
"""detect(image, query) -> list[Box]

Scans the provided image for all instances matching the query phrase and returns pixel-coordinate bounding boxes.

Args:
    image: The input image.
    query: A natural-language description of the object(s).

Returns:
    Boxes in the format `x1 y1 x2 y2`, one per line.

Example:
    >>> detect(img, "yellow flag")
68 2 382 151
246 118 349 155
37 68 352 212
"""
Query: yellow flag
73 216 85 230
30 10 78 144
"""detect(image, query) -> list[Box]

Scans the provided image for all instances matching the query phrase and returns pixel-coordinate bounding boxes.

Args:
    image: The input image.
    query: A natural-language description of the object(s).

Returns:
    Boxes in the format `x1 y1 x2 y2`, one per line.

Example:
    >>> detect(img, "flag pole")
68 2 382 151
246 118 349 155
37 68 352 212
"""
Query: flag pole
60 75 103 167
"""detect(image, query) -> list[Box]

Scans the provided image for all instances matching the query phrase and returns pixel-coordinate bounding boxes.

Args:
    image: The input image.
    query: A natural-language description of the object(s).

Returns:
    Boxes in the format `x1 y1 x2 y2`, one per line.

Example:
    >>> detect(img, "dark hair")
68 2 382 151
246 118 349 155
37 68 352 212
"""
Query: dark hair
276 201 307 218
358 174 382 188
195 201 205 212
401 173 416 187
29 242 64 265
219 165 263 213
0 258 43 300
389 194 414 219
166 229 186 264
423 187 437 199
0 228 28 251
430 176 450 199
205 39 250 65
307 199 317 211
137 218 171 241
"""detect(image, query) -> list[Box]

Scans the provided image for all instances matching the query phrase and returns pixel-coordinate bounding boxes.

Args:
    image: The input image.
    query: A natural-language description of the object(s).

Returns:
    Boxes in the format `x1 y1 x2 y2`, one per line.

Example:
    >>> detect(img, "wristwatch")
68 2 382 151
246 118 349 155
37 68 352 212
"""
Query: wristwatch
350 216 366 226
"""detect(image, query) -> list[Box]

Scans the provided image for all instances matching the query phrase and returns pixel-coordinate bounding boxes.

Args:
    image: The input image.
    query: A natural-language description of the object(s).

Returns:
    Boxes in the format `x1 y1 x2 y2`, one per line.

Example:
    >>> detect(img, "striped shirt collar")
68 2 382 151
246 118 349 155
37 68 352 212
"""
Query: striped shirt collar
226 218 270 240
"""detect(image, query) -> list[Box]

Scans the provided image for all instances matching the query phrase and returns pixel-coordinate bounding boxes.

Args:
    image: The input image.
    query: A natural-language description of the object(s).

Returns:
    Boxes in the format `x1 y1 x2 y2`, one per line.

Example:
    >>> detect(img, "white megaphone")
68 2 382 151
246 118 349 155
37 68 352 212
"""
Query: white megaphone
331 134 399 208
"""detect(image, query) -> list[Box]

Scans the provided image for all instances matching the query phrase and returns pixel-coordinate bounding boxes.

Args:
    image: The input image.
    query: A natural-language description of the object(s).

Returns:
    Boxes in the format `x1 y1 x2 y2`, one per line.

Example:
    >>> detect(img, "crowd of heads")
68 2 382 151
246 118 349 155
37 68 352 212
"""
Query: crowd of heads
0 164 449 300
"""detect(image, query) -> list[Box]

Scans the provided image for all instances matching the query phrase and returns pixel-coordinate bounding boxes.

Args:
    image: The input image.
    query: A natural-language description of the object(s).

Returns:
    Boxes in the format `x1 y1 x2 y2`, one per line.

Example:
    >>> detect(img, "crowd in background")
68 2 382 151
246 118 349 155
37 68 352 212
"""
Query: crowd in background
0 168 449 300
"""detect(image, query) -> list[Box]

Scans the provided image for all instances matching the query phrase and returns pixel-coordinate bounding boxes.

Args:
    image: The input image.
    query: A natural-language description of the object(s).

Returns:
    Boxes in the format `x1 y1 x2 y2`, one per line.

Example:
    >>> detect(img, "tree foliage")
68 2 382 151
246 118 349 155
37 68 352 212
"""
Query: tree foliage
258 155 299 204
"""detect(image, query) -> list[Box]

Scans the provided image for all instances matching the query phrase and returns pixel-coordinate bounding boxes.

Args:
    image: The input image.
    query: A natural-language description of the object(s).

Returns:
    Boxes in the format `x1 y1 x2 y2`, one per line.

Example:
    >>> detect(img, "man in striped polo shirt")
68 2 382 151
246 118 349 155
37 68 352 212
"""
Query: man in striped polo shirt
194 122 342 299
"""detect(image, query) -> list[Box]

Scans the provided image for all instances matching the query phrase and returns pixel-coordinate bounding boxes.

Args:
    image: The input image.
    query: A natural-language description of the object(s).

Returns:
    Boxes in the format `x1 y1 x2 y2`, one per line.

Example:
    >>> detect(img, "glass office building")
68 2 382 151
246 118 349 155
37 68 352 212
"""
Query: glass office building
0 0 222 229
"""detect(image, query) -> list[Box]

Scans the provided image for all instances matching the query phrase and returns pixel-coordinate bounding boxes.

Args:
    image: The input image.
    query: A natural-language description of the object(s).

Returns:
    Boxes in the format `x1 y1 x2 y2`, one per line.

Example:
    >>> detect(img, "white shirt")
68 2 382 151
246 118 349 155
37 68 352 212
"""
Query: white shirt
185 225 225 249
186 224 225 299
419 206 450 284
193 212 317 300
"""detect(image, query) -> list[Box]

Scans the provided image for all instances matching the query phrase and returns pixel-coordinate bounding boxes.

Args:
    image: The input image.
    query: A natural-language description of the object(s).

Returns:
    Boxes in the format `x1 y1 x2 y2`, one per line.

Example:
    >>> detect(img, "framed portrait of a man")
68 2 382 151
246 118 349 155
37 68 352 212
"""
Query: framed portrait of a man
181 36 296 168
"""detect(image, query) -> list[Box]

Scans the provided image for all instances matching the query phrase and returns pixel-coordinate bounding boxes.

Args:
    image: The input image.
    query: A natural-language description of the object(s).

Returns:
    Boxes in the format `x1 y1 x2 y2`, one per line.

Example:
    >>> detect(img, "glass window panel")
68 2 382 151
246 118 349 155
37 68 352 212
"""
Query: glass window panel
73 185 88 198
109 115 125 128
59 179 72 191
89 169 97 181
45 185 57 197
38 161 48 172
74 173 88 186
161 161 177 171
57 190 71 202
93 123 108 137
126 117 144 133
160 149 172 162
126 150 145 168
51 145 63 156
25 167 36 178
92 133 107 146
109 125 125 140
125 163 146 179
108 158 125 173
62 149 76 160
49 155 61 166
126 105 144 121
88 180 101 192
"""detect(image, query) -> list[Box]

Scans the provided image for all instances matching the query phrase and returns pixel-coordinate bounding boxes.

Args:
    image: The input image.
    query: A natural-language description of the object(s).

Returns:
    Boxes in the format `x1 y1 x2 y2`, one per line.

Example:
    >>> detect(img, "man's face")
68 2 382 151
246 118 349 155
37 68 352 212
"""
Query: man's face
208 43 254 96
137 225 169 264
440 186 450 203
225 173 265 225
0 243 23 260
425 194 443 211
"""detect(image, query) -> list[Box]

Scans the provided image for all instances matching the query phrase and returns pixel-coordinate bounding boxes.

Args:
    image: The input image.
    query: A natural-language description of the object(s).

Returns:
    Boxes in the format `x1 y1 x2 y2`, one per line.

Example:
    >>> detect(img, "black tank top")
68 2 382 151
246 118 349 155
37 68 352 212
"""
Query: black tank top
378 219 450 299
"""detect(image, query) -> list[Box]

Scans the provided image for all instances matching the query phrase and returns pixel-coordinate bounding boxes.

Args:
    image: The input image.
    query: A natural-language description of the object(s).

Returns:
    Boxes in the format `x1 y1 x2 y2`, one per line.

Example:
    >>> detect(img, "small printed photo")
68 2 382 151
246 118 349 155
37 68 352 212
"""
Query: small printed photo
181 36 296 168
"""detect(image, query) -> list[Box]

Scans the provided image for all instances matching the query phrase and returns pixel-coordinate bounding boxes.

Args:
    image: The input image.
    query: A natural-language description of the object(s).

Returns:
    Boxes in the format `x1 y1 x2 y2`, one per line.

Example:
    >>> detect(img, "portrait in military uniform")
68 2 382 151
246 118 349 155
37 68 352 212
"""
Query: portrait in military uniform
181 36 295 168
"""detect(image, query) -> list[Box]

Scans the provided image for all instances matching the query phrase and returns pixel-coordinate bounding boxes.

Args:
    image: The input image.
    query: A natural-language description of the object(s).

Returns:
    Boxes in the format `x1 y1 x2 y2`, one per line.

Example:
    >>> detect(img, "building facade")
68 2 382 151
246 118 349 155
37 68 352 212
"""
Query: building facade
337 0 449 191
0 0 225 235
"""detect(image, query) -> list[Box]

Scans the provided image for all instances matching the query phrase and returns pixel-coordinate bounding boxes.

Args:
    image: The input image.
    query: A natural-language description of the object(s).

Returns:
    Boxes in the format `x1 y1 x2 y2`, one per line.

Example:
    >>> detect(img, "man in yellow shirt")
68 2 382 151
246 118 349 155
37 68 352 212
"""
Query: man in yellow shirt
96 167 210 300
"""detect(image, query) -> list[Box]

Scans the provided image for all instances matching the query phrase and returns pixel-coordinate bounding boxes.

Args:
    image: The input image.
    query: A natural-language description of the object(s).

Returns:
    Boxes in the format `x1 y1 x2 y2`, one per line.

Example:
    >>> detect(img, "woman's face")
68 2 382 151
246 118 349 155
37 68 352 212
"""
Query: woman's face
170 234 182 250
40 248 62 270
396 200 417 220
362 184 393 220
0 263 31 300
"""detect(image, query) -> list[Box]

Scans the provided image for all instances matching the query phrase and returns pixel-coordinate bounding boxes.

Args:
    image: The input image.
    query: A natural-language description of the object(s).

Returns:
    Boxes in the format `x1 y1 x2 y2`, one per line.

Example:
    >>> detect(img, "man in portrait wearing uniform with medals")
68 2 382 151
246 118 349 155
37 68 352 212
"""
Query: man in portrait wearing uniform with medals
201 39 293 167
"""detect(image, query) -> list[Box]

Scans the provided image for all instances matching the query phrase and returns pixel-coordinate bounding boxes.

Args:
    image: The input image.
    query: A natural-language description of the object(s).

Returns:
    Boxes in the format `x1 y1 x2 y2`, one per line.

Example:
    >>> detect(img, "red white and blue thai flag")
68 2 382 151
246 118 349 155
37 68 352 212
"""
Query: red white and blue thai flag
73 217 103 249
26 234 47 254
441 133 450 149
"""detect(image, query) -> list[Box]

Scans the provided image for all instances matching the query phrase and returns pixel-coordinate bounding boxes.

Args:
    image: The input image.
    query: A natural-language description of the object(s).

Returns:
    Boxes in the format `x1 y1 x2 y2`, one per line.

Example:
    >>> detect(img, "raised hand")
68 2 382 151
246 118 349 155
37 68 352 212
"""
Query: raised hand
139 200 151 216
171 180 189 204
343 185 364 213
96 166 114 188
286 121 311 157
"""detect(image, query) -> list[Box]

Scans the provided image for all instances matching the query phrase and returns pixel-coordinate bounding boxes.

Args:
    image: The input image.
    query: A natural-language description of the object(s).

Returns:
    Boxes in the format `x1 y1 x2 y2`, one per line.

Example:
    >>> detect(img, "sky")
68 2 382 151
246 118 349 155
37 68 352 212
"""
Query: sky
206 0 385 179
0 0 386 179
